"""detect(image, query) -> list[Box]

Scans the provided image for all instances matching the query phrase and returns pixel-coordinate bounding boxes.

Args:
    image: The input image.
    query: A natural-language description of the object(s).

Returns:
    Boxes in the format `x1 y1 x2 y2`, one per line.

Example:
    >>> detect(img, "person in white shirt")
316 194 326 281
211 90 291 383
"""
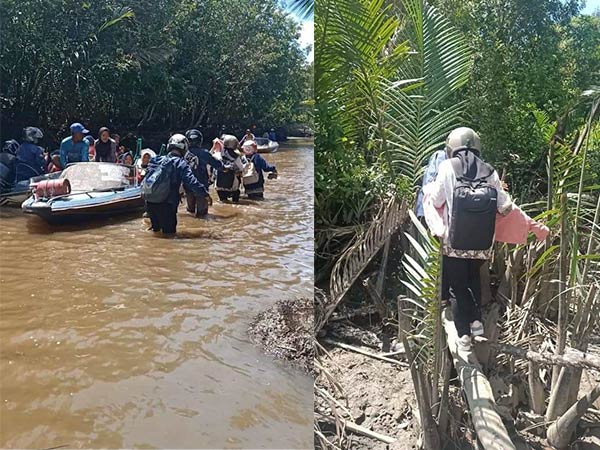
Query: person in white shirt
424 127 512 351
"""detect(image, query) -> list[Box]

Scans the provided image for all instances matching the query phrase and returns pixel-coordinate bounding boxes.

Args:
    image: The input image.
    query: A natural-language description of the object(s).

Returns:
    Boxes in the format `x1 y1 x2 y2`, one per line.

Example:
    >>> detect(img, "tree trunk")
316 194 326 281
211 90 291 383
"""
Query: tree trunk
400 300 441 450
491 342 600 371
547 384 600 449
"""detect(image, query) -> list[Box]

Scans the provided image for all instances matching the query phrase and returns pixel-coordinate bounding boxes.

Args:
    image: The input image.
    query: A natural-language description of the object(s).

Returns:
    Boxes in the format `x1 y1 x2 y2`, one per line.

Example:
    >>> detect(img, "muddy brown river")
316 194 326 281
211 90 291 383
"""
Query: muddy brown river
0 139 313 449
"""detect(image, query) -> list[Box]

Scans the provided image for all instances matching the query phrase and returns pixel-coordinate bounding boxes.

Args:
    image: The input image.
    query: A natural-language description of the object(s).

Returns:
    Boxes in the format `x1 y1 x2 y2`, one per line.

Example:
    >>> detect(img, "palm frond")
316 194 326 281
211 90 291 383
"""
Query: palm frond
380 0 473 184
316 195 408 332
98 6 135 33
400 210 441 367
286 0 313 20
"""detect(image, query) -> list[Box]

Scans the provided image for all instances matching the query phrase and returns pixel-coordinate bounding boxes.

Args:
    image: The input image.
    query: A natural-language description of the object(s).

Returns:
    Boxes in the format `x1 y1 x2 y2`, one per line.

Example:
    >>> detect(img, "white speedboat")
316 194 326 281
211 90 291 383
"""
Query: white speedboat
254 137 279 153
22 163 144 223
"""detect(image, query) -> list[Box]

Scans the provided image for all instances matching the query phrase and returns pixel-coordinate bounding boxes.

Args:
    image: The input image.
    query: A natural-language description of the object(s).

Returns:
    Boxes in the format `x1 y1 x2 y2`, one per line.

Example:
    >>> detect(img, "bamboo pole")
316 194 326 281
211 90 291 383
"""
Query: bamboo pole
553 193 570 387
321 339 408 366
442 308 516 450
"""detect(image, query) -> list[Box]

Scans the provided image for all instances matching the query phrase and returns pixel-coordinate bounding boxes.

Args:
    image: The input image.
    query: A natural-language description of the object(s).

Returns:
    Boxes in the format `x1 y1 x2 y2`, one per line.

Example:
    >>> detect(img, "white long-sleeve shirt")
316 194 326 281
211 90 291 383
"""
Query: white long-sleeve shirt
424 158 512 259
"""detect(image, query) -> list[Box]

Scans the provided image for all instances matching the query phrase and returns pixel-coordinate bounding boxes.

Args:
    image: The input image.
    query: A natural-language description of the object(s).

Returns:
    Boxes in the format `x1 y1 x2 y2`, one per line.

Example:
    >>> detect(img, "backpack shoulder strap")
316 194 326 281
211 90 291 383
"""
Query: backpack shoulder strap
450 157 463 180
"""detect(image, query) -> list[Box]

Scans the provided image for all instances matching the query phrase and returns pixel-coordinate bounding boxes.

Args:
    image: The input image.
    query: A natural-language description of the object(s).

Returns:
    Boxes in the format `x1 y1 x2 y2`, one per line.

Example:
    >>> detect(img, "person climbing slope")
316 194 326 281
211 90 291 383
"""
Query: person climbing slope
423 127 548 351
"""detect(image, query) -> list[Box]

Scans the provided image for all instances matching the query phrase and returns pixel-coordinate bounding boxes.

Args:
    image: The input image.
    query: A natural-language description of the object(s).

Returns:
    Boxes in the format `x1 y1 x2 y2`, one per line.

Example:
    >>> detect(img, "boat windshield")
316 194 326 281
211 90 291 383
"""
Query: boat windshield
254 138 269 145
59 163 134 191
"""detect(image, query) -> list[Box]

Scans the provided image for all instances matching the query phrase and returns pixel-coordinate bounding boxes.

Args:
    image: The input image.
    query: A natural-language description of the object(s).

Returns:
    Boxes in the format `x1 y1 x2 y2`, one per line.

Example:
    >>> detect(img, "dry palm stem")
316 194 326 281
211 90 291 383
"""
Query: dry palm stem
491 342 600 371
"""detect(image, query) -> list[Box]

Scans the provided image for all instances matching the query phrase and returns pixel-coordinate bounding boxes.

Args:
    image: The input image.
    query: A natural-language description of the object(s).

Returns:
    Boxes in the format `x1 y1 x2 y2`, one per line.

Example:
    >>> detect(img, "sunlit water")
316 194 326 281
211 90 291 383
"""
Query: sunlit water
0 139 314 449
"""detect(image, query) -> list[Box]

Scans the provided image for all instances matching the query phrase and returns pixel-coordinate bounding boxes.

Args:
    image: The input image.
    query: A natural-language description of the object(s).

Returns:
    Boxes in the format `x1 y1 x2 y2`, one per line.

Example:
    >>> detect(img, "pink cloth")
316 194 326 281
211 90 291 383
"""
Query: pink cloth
422 191 549 245
211 138 223 153
494 205 549 244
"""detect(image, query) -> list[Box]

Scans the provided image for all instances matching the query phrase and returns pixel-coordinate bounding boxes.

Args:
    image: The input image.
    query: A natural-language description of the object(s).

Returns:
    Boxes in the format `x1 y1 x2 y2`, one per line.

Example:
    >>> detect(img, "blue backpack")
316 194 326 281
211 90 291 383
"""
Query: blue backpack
142 158 175 203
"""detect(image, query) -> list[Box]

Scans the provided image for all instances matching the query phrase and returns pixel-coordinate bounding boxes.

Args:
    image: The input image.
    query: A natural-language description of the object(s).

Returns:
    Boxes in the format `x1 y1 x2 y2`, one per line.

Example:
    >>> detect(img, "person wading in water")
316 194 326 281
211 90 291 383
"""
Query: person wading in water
142 134 210 235
184 129 223 217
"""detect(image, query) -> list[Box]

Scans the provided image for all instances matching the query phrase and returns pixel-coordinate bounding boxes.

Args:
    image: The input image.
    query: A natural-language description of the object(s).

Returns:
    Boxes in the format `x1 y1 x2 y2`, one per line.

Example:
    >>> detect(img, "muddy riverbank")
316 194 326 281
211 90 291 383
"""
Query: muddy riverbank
248 296 314 375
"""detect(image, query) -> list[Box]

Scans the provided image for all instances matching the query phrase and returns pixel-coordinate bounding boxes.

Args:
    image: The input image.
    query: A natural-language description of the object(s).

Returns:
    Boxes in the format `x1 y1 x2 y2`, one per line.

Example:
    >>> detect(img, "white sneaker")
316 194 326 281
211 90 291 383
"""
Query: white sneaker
457 335 472 351
470 320 484 337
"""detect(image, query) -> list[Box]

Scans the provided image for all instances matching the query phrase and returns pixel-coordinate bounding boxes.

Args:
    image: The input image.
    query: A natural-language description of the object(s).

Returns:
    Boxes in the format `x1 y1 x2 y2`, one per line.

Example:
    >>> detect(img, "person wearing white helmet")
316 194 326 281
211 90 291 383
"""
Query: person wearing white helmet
241 139 278 199
141 133 210 235
424 127 513 351
215 134 245 203
15 127 46 182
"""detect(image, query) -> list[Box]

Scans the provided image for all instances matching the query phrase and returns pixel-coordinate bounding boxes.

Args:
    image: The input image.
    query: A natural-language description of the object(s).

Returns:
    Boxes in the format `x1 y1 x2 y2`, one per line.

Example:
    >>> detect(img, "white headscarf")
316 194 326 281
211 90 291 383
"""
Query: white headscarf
242 140 257 156
136 148 157 168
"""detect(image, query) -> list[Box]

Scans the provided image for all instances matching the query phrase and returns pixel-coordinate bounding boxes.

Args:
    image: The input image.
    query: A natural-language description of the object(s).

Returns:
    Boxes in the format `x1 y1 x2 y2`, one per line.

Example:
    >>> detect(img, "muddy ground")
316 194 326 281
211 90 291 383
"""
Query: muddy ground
248 296 314 374
248 296 600 449
316 320 600 450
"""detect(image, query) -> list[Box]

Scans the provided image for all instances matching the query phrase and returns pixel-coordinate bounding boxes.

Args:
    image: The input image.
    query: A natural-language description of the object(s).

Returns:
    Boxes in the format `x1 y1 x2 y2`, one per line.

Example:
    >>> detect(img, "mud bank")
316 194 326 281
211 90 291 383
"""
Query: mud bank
315 319 600 450
248 297 314 374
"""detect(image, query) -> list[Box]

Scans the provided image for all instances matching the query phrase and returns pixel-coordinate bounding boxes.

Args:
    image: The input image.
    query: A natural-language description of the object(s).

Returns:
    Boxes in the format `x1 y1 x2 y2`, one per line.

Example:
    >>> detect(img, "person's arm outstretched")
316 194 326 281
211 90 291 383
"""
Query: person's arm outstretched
180 163 209 198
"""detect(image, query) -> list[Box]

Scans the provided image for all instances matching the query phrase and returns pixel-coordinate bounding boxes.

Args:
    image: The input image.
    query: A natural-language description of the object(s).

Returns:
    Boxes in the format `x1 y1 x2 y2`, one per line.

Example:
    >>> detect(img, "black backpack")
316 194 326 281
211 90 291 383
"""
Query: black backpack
448 156 497 250
142 157 175 203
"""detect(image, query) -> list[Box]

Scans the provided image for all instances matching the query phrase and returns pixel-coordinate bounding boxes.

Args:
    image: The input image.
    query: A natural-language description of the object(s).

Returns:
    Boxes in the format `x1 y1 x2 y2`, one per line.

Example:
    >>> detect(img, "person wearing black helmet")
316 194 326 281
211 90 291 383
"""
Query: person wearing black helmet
142 134 210 235
15 127 46 182
1 140 20 192
183 128 223 217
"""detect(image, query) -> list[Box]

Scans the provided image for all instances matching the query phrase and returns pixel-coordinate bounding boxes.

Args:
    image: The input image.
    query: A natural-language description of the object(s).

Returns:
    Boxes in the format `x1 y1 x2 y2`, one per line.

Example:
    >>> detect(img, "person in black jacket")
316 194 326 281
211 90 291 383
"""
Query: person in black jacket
144 134 210 235
184 129 223 217
95 127 117 163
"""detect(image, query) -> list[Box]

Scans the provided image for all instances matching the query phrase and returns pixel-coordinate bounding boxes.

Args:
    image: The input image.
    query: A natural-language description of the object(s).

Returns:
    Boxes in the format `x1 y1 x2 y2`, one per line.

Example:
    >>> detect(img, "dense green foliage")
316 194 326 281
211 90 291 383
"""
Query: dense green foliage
315 0 600 277
315 0 473 278
428 0 600 199
0 0 311 143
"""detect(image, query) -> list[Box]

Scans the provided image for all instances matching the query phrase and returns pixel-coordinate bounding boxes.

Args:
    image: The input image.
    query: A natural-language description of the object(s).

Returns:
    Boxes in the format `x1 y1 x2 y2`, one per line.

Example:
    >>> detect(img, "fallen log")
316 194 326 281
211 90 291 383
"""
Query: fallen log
442 308 517 450
322 338 408 367
547 384 600 449
316 412 397 444
491 342 600 371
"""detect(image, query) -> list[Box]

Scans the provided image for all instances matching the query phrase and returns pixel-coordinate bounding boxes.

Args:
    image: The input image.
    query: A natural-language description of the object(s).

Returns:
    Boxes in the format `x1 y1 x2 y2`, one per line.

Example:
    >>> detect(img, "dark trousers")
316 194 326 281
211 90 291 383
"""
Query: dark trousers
443 256 484 337
185 191 209 216
217 190 240 202
248 192 264 200
145 201 178 234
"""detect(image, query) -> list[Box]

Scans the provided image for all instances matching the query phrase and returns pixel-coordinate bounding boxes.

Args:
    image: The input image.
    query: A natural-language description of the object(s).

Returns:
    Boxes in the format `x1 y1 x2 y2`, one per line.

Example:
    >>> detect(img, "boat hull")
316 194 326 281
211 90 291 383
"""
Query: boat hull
0 172 61 207
22 189 144 224
257 142 279 153
0 190 30 207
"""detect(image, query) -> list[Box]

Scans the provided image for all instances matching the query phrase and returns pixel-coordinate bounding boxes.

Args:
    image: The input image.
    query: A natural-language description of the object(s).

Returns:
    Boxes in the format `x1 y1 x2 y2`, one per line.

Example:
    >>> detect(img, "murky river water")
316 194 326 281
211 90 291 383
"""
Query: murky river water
0 139 314 449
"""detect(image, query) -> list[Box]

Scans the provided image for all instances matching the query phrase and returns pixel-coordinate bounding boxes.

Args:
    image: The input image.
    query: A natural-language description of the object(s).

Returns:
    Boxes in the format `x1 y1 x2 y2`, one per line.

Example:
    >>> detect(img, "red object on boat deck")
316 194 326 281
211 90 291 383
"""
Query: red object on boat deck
34 178 71 199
